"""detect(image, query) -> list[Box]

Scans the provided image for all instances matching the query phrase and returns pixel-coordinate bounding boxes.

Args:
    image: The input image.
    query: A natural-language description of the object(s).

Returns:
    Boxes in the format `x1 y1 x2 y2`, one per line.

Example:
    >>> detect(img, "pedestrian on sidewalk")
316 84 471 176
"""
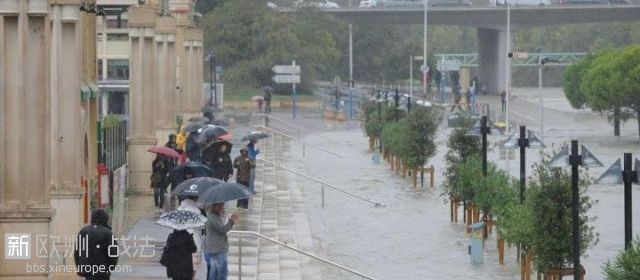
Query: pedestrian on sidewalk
186 131 202 162
234 148 255 209
500 90 507 114
246 139 259 193
74 209 118 280
178 196 206 278
151 154 171 215
163 229 197 280
211 144 233 182
205 203 239 280
263 88 272 114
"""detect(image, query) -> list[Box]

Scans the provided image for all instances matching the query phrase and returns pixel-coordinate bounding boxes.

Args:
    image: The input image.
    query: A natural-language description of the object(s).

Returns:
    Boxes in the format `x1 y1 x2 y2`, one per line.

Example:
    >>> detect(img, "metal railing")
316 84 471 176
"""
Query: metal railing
229 230 380 280
259 158 385 207
261 113 302 138
255 125 342 159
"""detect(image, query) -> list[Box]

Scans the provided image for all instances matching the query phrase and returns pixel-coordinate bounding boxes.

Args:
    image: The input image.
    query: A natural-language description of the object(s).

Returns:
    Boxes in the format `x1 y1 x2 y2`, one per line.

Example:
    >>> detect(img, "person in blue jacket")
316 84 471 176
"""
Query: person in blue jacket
246 139 259 193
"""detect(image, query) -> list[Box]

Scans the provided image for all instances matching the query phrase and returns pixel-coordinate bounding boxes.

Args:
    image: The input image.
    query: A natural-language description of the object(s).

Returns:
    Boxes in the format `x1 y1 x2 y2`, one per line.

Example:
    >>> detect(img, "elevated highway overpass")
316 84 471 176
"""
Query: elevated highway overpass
278 5 640 93
277 5 640 28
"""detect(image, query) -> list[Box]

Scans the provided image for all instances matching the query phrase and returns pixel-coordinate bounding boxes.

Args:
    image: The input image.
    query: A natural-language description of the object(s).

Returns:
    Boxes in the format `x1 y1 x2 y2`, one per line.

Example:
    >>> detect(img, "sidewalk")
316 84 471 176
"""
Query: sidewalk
112 110 319 279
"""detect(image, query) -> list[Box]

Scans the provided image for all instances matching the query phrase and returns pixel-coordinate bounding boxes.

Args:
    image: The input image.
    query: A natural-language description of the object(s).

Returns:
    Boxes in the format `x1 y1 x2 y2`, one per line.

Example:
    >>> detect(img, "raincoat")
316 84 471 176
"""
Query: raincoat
176 126 187 151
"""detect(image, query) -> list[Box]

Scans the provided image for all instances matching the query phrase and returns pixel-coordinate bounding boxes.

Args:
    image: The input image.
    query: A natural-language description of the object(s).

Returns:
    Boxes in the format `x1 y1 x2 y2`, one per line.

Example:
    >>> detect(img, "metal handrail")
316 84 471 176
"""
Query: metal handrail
259 113 301 137
229 230 380 280
255 125 342 158
259 158 385 207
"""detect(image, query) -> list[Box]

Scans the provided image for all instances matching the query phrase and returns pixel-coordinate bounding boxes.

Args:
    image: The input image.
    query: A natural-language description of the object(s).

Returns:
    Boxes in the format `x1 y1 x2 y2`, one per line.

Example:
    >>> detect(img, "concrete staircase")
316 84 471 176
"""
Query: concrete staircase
227 134 321 280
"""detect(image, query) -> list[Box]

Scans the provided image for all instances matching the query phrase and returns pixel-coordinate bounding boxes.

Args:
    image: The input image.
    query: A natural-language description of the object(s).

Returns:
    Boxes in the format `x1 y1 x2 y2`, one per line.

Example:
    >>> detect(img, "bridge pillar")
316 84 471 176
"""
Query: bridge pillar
477 28 511 95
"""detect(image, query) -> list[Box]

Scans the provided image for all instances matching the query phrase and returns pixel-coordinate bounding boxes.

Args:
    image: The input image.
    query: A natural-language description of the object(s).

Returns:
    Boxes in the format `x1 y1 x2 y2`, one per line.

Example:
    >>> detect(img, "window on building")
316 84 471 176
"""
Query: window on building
106 59 129 80
108 91 128 115
97 59 103 80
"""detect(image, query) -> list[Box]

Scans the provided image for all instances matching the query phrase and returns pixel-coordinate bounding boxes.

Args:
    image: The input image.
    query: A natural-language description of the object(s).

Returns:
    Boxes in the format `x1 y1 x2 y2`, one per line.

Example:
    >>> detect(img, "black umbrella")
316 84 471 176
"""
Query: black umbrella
196 125 229 144
173 177 224 196
184 121 206 133
262 85 274 94
155 209 207 230
197 182 252 204
242 131 270 142
188 116 210 123
202 140 233 166
168 162 214 183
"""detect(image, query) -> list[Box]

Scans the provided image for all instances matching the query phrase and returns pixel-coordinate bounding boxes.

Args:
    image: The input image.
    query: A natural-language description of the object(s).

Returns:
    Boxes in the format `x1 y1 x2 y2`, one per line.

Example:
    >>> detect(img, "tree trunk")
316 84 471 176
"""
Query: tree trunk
614 106 621 136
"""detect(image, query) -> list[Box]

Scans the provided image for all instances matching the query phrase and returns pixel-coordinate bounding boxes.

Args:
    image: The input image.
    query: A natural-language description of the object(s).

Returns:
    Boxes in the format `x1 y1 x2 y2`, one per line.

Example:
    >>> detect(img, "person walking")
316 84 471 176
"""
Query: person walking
74 209 119 280
205 203 239 280
185 131 201 162
177 195 205 279
211 144 233 182
264 87 272 114
163 229 197 280
246 139 259 193
151 154 171 215
234 148 255 209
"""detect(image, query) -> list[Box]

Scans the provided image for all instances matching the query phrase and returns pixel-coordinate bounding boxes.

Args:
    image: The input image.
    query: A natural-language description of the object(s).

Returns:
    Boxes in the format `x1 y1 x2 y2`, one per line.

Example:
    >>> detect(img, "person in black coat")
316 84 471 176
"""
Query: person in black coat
211 144 233 182
185 132 202 162
74 209 118 280
164 229 197 280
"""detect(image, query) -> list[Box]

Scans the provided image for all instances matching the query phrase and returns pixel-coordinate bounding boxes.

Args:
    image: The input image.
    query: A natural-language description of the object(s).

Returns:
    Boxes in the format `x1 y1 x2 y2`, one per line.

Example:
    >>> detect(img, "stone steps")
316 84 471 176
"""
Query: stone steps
225 133 320 280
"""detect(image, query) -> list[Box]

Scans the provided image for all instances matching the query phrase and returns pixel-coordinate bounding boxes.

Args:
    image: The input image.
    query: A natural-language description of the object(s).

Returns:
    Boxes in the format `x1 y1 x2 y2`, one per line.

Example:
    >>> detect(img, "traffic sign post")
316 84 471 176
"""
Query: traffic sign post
272 61 300 119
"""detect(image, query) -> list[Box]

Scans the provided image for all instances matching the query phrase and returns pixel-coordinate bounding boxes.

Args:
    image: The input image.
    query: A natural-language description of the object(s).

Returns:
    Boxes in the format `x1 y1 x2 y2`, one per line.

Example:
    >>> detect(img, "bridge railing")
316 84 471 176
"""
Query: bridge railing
434 52 586 67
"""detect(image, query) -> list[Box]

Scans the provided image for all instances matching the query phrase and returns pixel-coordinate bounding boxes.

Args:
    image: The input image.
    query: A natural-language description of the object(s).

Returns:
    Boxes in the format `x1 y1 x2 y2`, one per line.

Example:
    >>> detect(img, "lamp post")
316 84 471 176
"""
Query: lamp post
206 51 217 110
550 141 603 280
394 89 400 122
596 153 640 249
503 126 545 203
423 0 428 98
537 56 559 142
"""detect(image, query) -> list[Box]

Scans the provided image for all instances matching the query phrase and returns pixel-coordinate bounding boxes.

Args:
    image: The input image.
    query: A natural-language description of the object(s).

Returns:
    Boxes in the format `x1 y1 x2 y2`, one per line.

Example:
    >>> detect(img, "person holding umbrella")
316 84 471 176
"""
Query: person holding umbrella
233 148 255 209
178 195 205 278
151 154 171 215
205 203 239 280
156 208 204 280
211 144 233 182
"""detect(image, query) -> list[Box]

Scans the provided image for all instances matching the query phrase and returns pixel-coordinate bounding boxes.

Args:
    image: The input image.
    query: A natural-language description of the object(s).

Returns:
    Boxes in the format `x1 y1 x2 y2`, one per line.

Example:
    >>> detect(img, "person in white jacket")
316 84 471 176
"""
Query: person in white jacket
178 195 205 279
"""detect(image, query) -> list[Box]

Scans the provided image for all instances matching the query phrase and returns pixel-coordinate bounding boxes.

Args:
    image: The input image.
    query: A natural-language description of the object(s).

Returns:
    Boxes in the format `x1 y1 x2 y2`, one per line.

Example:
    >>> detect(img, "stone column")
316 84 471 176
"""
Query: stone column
477 28 511 95
126 6 157 229
183 27 203 116
154 16 177 142
48 0 85 274
0 0 53 278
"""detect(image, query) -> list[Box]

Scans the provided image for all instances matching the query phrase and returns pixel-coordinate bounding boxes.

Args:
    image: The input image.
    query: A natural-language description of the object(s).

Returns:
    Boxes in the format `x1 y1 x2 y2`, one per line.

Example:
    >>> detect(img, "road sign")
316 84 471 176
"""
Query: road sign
414 56 424 61
272 65 301 75
272 75 300 84
513 52 529 59
437 59 461 71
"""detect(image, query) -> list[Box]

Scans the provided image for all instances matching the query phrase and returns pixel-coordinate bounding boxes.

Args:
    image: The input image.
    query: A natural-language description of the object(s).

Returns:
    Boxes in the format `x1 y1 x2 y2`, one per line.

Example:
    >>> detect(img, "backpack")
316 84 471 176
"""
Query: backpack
159 232 173 267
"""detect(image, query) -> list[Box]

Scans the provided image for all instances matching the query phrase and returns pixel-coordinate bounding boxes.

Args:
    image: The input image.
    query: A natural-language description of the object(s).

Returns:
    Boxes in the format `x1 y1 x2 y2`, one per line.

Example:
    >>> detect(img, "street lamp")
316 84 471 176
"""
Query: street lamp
205 51 217 111
502 126 545 203
596 154 640 249
537 55 560 142
550 141 604 280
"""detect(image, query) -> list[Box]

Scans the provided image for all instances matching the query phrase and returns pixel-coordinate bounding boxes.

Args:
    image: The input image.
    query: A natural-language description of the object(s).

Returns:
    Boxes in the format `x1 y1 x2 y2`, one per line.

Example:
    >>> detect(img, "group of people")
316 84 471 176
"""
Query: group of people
149 113 261 280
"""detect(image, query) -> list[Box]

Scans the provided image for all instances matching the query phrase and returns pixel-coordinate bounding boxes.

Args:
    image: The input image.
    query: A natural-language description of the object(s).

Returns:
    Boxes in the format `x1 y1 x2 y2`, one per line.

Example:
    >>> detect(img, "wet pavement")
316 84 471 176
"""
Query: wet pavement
274 87 640 279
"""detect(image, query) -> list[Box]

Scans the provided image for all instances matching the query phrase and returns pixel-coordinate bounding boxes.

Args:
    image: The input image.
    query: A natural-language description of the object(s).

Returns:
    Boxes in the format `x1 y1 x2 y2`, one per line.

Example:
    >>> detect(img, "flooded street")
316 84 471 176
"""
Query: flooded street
279 91 640 279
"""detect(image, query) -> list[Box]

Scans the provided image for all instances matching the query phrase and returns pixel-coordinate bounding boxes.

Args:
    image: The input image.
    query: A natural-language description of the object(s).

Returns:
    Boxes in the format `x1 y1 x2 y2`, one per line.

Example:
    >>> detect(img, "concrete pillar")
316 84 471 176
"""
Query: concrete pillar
0 0 53 278
49 1 85 274
126 6 157 228
183 27 203 116
175 23 186 116
154 16 177 142
477 28 511 95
